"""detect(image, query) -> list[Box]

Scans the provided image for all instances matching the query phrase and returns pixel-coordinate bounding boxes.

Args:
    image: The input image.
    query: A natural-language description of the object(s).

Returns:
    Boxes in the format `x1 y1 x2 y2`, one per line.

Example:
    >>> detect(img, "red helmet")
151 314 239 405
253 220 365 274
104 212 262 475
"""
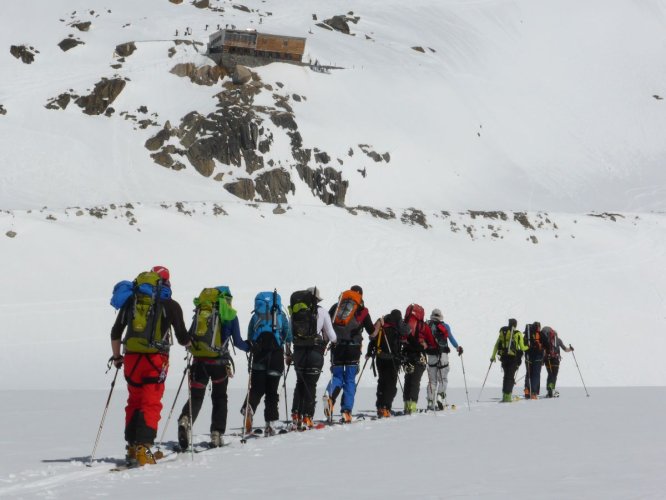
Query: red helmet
151 265 170 281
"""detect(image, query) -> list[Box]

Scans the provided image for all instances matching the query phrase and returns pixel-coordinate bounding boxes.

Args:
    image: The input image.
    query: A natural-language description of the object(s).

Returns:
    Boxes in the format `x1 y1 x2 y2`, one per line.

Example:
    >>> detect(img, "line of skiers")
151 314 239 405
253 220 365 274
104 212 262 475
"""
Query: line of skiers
108 266 574 468
490 318 574 402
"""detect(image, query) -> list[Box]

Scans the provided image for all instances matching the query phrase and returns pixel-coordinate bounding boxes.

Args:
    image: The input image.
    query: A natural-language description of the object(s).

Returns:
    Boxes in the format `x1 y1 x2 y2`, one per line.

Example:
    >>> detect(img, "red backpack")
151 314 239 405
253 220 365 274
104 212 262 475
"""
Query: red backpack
405 304 425 339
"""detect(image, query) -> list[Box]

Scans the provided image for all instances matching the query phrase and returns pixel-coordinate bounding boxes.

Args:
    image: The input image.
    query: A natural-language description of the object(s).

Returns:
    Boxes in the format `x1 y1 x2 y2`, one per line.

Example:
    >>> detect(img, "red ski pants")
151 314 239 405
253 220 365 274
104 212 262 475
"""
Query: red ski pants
123 352 169 444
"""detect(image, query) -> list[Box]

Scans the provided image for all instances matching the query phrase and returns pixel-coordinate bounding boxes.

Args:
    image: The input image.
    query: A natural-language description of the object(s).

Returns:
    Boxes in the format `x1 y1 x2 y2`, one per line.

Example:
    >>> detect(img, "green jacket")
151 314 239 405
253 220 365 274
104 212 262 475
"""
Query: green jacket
491 327 528 360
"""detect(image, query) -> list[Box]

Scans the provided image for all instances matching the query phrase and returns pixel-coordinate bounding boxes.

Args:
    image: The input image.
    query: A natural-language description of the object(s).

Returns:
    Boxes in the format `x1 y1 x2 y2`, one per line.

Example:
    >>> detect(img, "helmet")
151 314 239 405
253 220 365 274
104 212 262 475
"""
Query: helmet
430 309 443 321
508 318 517 329
151 266 170 281
351 285 363 295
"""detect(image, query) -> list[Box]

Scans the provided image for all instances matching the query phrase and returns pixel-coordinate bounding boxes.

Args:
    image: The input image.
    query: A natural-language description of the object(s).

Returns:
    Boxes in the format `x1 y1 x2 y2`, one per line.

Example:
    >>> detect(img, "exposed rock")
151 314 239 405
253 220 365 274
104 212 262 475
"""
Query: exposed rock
186 139 217 176
254 168 294 203
151 150 175 168
382 152 391 162
270 111 297 130
347 206 395 220
169 0 183 3
295 164 347 206
75 78 126 115
314 151 330 164
401 208 428 229
5 231 16 238
10 45 36 64
104 107 115 116
170 63 225 86
0 105 6 115
232 4 251 12
232 65 252 85
323 15 350 34
145 125 173 151
513 212 535 230
45 92 76 110
224 178 255 200
316 22 333 31
193 0 209 7
468 210 508 221
292 94 301 102
214 173 224 181
58 38 84 51
115 42 136 57
587 212 624 222
72 21 91 31
411 46 425 53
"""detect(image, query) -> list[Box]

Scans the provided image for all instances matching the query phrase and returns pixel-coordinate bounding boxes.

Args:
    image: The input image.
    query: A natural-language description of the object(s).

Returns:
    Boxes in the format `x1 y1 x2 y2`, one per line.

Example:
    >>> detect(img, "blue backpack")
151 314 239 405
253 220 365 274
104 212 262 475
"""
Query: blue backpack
250 290 286 347
110 278 172 310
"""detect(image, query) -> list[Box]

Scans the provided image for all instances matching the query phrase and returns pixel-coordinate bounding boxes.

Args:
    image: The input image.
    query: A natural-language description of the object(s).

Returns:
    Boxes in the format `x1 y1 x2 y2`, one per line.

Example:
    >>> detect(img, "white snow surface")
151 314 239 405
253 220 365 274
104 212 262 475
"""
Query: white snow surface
1 0 665 498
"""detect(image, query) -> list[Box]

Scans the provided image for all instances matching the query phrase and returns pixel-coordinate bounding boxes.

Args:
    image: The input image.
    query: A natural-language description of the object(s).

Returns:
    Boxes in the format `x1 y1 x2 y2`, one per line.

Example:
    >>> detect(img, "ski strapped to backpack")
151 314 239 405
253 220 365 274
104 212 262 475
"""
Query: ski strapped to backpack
189 286 237 358
117 271 173 354
250 289 287 348
289 289 319 346
331 289 368 342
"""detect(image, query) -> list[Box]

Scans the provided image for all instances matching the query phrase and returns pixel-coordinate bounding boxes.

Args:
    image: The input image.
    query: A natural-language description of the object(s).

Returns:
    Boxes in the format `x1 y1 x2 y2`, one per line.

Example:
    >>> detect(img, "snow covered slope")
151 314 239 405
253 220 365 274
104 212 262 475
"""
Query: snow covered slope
2 0 666 211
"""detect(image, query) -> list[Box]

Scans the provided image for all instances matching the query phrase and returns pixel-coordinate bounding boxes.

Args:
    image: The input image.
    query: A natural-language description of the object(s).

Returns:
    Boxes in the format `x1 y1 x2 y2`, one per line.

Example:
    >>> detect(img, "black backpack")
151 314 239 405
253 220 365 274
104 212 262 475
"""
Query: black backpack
289 290 319 346
377 316 410 359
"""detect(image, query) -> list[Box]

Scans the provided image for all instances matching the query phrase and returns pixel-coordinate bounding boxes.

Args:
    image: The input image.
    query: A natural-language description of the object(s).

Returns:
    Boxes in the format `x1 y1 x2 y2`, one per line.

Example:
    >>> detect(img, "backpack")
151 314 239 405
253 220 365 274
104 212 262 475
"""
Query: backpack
332 289 367 342
376 317 410 359
189 286 236 358
289 289 319 346
524 323 543 353
250 290 286 349
123 271 172 354
404 304 427 350
429 320 449 351
542 327 559 359
497 326 522 358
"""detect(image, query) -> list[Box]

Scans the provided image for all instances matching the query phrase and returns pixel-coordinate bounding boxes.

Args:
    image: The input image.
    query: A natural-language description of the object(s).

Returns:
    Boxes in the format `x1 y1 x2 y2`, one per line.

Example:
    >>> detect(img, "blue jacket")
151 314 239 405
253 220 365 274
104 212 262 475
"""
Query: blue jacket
224 317 250 352
247 312 292 347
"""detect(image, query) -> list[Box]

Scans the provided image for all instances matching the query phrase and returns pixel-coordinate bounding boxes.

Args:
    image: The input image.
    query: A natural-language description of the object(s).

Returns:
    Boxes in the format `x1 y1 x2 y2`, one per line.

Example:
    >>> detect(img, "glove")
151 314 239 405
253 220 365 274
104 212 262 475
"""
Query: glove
457 346 463 356
490 357 495 363
569 344 574 351
285 354 292 366
111 355 124 369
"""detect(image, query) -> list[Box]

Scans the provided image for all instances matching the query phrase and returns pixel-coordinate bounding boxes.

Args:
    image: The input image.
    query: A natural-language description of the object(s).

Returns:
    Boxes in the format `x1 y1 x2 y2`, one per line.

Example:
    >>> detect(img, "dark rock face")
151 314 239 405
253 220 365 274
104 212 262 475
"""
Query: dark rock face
115 42 136 57
45 92 77 110
72 21 91 31
75 78 126 115
170 63 225 86
411 46 425 53
232 4 251 12
193 0 209 8
224 178 255 200
10 45 36 63
295 164 348 206
324 15 350 34
255 168 294 203
58 38 84 51
232 65 252 85
145 125 173 151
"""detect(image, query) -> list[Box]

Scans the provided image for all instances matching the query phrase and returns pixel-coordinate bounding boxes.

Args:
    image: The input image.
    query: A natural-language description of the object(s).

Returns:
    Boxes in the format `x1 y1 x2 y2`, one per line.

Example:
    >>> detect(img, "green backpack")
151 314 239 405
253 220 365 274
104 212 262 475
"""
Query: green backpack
124 271 169 354
189 287 237 358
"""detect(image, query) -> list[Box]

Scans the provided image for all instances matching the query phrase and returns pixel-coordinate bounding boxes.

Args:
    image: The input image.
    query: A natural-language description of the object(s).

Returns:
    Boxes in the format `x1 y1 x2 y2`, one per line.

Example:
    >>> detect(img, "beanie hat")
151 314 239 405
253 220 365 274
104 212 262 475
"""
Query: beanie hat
351 285 363 295
430 309 443 321
508 318 517 328
151 265 170 281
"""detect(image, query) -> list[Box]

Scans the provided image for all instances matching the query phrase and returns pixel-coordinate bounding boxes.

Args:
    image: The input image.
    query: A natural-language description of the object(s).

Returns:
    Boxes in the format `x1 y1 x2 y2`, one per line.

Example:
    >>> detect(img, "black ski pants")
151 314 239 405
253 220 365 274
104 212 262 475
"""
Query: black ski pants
544 357 560 391
375 357 399 410
524 353 544 396
291 346 324 418
403 354 426 403
501 354 522 395
248 348 285 422
179 359 230 433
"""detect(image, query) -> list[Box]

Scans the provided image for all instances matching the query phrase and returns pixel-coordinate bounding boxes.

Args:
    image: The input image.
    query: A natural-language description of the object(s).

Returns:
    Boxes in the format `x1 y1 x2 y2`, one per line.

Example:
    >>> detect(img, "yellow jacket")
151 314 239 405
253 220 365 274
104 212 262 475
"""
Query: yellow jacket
491 327 528 360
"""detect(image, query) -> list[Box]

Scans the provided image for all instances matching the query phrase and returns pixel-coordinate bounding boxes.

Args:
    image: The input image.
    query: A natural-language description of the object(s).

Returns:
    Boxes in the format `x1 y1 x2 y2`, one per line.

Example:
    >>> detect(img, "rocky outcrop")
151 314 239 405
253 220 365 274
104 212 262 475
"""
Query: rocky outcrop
169 0 183 3
75 78 126 115
324 15 351 34
193 0 209 8
232 65 252 85
58 38 84 51
411 46 425 53
254 168 294 203
115 42 136 58
45 92 78 110
0 105 6 115
224 178 255 200
294 162 348 206
10 44 37 63
145 123 174 151
72 21 91 31
170 63 225 86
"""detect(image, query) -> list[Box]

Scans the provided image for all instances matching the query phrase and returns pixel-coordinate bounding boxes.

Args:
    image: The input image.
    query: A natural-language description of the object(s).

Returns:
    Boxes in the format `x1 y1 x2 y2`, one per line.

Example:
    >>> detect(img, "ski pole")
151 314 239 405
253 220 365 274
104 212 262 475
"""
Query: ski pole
282 362 291 423
459 354 471 411
477 361 493 402
241 353 254 443
88 364 120 466
187 359 194 461
157 354 191 451
570 346 590 397
356 355 370 385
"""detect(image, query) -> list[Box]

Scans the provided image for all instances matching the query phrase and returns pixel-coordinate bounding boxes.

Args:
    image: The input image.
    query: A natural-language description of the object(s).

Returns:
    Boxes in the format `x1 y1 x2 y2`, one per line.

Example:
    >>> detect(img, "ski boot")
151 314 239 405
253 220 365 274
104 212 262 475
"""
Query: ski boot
404 400 417 414
426 400 435 411
177 415 190 449
341 410 352 424
135 444 157 466
210 430 224 448
501 393 513 403
125 443 138 467
524 388 531 399
264 421 277 437
290 412 301 431
379 407 391 418
300 415 314 430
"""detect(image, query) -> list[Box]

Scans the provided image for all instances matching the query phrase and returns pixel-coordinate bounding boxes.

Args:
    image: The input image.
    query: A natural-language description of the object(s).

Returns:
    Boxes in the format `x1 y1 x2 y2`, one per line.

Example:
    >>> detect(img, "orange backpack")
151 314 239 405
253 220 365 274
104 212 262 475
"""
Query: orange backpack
332 290 366 341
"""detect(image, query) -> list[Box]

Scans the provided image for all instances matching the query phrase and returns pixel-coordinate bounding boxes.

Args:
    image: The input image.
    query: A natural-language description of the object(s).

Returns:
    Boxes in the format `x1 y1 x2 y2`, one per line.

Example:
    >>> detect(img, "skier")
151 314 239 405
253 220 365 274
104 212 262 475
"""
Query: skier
402 304 434 414
366 309 410 417
490 318 528 402
425 309 463 410
289 287 336 430
523 321 544 399
541 326 574 397
324 285 377 423
110 266 189 466
243 290 292 436
177 286 249 449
